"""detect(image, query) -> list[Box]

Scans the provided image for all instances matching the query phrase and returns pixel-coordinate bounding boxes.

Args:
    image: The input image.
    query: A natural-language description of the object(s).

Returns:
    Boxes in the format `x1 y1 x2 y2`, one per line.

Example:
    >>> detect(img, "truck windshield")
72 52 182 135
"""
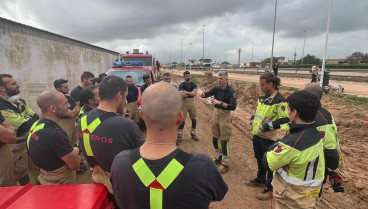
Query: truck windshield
107 70 148 86
122 57 153 66
203 59 212 63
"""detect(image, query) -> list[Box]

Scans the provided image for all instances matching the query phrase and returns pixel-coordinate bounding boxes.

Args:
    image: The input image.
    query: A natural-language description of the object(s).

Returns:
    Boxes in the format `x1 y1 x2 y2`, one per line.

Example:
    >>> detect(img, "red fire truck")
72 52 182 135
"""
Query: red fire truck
120 49 160 80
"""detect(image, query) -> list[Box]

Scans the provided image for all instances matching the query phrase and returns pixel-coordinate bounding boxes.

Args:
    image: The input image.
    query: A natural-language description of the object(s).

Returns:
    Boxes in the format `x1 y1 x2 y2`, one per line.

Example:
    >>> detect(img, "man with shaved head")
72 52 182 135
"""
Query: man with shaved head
27 91 80 185
111 82 228 209
300 83 345 195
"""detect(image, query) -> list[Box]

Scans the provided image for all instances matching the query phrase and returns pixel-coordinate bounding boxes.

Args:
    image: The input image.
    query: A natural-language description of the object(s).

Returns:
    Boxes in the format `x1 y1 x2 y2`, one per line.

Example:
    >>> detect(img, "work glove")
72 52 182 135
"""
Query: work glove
260 123 271 132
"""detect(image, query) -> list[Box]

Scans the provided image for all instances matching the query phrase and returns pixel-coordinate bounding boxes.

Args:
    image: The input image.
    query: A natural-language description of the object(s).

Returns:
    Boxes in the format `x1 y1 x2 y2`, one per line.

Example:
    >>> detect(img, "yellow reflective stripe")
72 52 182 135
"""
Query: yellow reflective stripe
217 138 222 149
133 158 156 187
150 188 163 209
157 159 184 189
26 121 44 149
80 115 102 157
133 156 185 209
79 106 85 116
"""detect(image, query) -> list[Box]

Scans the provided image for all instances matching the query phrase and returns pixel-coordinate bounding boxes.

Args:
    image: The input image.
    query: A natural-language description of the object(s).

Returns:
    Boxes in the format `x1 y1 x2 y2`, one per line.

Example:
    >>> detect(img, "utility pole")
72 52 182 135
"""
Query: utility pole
294 49 297 63
202 25 206 65
251 42 254 63
270 0 278 68
320 0 333 87
237 48 241 67
189 42 192 72
180 38 183 66
169 46 171 65
224 48 227 62
302 30 306 64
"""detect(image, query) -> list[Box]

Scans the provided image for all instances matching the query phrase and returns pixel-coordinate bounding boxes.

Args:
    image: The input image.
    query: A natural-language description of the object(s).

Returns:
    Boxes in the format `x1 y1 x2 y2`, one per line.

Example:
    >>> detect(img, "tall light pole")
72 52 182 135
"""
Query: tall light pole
180 38 183 66
251 42 254 63
189 42 192 72
224 48 227 62
202 25 206 65
302 30 307 64
320 0 333 87
270 0 278 68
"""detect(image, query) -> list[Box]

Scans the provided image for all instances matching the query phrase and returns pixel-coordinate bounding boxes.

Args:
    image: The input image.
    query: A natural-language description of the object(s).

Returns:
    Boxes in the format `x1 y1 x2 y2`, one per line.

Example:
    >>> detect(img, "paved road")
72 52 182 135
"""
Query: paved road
171 69 368 97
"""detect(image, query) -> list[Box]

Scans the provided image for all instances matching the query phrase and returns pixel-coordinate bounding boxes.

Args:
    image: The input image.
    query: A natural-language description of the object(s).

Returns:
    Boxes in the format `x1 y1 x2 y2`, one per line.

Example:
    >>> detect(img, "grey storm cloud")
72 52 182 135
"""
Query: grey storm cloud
1 0 368 61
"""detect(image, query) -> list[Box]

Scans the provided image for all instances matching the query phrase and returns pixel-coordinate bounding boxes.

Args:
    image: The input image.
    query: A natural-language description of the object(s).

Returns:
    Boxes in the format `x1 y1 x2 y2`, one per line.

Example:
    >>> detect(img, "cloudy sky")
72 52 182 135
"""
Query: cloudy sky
1 0 367 64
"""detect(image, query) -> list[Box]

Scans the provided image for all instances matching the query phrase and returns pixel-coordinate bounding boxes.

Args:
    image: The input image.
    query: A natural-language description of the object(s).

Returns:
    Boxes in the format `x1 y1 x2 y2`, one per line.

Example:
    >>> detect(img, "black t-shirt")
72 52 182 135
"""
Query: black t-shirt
140 84 149 95
178 82 197 98
204 85 237 111
127 85 139 103
0 112 4 124
71 86 82 104
0 113 4 146
78 109 144 172
111 148 228 209
27 118 73 171
65 95 76 110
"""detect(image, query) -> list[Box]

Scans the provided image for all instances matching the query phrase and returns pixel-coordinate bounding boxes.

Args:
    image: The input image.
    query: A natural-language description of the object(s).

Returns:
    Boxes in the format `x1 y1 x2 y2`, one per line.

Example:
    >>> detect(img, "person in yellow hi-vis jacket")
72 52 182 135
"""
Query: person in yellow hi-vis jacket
301 83 345 195
264 90 325 209
0 74 39 185
246 73 289 200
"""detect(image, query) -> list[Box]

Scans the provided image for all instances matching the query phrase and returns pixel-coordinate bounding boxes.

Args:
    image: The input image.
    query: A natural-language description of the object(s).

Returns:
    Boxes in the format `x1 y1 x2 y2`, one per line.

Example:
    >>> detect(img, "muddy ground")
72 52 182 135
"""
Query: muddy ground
78 71 368 209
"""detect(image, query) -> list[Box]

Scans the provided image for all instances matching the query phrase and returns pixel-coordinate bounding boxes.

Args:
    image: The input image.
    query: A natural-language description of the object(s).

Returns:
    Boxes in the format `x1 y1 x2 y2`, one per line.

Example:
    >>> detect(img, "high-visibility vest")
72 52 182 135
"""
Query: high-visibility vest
26 120 44 149
80 112 116 157
130 148 191 209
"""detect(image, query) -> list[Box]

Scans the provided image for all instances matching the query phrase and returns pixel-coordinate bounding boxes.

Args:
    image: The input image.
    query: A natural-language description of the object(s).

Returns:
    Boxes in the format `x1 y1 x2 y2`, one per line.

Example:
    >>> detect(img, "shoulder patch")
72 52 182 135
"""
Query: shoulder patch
319 131 325 138
281 105 286 112
3 111 14 117
274 145 282 153
233 93 237 98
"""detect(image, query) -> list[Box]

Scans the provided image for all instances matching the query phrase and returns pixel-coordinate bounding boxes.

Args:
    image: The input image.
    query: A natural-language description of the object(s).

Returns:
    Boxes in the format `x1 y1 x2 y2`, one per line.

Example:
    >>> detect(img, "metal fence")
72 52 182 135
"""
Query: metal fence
0 17 119 56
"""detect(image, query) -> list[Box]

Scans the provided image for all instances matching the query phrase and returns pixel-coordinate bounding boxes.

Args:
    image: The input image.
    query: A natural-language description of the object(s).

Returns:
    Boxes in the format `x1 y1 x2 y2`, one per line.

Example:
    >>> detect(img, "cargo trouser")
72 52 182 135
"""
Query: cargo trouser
272 173 321 209
92 165 113 194
38 164 76 185
212 108 232 141
181 98 196 120
9 142 30 181
126 102 140 123
59 117 77 146
212 108 232 166
0 144 16 186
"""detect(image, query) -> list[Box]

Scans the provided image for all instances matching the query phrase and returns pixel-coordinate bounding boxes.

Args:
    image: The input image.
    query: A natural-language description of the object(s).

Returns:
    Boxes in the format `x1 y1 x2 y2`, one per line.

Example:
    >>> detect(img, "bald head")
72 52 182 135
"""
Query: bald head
37 91 64 113
300 83 323 100
141 82 182 127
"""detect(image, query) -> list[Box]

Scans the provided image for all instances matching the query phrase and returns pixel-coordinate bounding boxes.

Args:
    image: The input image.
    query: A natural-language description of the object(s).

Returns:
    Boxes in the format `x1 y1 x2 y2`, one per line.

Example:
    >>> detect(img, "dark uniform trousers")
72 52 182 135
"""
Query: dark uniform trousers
253 135 274 188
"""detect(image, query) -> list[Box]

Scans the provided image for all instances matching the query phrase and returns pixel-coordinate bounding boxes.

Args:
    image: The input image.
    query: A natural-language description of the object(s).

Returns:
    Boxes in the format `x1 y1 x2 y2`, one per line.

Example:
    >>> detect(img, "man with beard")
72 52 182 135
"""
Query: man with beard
27 91 81 185
140 75 152 95
54 79 79 146
200 71 237 174
125 75 140 124
177 71 199 144
0 74 39 185
71 71 95 107
0 113 16 187
78 85 100 118
78 75 144 204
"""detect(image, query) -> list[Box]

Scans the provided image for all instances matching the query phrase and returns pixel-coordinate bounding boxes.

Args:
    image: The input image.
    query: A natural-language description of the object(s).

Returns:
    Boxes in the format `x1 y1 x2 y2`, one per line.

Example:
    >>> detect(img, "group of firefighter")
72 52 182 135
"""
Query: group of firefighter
0 69 347 209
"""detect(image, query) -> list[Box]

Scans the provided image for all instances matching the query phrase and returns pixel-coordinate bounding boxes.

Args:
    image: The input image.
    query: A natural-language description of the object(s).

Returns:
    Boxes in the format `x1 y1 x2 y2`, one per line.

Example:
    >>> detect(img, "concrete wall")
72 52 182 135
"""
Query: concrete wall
0 19 118 114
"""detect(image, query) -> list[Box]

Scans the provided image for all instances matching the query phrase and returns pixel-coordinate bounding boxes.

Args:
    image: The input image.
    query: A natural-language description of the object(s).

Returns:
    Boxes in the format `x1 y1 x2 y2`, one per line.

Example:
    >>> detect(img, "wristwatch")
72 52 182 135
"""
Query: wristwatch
220 101 223 106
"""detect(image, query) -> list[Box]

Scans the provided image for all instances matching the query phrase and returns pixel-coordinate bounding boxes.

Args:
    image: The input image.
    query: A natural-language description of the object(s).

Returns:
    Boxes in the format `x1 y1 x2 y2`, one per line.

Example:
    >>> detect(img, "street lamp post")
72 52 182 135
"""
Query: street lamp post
270 0 278 68
302 30 307 64
320 0 333 87
181 38 183 67
189 42 192 72
203 25 206 65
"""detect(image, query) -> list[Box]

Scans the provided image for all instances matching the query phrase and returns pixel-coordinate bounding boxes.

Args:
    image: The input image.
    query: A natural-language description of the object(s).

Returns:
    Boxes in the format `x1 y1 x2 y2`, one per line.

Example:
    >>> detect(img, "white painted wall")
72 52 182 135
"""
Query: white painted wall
0 30 117 114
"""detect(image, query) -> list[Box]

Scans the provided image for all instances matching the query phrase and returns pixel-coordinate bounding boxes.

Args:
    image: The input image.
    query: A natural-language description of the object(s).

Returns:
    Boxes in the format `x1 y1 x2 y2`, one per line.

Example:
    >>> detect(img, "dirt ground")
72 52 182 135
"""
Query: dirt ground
169 71 368 209
77 70 368 209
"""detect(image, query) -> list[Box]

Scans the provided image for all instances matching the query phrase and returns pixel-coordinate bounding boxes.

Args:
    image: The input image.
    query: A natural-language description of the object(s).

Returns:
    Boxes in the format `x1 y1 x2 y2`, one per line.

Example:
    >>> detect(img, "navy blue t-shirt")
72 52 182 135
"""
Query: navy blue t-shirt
178 82 198 98
111 148 228 209
71 86 82 104
0 112 4 124
27 118 74 171
78 109 144 172
127 85 139 103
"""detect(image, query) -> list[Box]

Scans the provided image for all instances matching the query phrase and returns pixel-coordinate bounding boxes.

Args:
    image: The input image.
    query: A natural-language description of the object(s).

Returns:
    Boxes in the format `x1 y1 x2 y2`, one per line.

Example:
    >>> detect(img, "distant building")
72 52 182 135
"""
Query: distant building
326 59 348 64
